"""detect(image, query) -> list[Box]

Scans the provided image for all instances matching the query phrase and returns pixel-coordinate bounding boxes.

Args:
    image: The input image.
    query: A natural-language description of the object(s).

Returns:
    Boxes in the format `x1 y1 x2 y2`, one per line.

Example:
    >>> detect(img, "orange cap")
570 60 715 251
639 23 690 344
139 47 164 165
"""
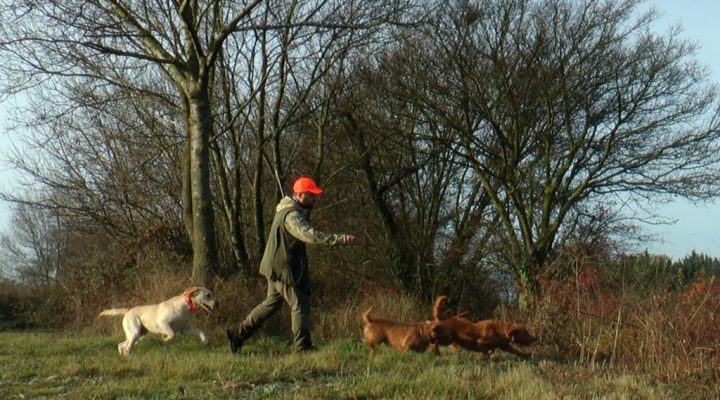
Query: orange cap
293 177 324 195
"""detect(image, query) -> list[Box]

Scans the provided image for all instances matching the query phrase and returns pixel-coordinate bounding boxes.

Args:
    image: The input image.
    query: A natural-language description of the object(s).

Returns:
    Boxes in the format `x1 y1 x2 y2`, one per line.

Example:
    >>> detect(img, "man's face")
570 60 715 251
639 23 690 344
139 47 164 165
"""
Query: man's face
295 192 319 208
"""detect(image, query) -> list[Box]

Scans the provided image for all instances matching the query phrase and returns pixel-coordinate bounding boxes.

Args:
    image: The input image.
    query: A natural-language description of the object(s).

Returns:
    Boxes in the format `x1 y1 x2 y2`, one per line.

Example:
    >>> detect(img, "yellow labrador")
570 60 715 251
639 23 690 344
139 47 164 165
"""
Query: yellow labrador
98 286 218 355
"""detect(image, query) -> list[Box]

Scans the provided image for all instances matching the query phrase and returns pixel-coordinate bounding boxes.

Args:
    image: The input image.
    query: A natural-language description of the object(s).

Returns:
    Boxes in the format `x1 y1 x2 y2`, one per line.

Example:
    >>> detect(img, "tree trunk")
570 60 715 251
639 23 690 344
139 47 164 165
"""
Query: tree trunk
253 74 268 258
187 91 219 285
181 101 194 244
253 148 265 258
516 258 542 309
229 171 250 274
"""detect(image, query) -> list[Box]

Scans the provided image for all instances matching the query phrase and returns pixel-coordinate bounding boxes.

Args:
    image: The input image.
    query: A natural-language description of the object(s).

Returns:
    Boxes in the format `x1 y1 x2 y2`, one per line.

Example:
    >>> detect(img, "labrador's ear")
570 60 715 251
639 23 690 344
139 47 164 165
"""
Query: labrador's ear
183 286 202 297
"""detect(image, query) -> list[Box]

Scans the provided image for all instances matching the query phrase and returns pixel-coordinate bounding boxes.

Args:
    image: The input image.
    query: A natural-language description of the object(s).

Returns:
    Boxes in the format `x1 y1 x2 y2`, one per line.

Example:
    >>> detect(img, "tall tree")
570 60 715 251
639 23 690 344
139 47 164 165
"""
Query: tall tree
334 53 499 302
1 81 186 244
210 1 409 272
373 0 720 303
0 0 420 283
0 204 65 287
0 0 265 284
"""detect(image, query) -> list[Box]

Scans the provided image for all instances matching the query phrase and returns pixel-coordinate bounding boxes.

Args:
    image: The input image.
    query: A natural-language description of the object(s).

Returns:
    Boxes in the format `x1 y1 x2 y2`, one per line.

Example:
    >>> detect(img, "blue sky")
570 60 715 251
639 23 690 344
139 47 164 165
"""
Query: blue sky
1 0 719 260
640 0 720 259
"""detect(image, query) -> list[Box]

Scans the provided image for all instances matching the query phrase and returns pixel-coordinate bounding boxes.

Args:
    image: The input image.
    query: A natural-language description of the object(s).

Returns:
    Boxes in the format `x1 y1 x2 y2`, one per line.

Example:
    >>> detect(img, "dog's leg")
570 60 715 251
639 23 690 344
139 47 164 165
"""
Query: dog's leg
399 334 417 352
157 322 176 342
121 316 143 355
475 340 494 358
121 336 141 356
182 328 209 346
500 344 530 359
448 343 463 353
398 341 410 352
363 339 377 351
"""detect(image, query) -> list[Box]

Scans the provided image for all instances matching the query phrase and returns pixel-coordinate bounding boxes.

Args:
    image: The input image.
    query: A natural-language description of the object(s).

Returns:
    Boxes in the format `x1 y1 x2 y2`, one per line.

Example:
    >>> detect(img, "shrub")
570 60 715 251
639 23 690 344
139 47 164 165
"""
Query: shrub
0 279 64 330
526 257 720 382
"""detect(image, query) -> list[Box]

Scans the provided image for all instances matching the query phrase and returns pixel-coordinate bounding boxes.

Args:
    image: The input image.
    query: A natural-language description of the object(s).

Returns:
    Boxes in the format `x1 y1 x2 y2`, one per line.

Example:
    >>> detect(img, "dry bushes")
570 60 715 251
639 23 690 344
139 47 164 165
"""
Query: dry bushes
527 263 720 382
313 285 431 341
0 280 53 330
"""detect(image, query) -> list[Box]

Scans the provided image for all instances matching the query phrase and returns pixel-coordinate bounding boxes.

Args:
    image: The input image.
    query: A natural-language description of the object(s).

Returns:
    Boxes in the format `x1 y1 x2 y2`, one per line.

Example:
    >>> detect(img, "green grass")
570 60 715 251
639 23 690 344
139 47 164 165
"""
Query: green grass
0 331 698 399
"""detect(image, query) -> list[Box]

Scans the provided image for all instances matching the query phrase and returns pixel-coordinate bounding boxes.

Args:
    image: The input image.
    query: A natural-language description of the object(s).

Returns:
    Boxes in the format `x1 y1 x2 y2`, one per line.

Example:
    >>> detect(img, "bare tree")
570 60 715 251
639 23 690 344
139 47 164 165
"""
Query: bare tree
0 204 65 287
2 80 185 239
209 1 410 273
387 0 720 303
0 0 421 283
0 0 268 283
329 51 502 304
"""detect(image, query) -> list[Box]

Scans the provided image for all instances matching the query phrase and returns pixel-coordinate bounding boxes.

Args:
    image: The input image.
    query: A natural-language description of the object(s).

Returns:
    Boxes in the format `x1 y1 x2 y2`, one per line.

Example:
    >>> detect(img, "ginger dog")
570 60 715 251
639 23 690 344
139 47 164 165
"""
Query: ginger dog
362 296 454 353
98 286 217 355
433 295 536 358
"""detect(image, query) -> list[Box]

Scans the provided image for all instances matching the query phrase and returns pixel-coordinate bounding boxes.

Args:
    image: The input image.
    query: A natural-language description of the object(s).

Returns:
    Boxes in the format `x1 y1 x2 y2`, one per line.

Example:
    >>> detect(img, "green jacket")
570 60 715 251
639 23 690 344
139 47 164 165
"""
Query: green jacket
259 196 347 287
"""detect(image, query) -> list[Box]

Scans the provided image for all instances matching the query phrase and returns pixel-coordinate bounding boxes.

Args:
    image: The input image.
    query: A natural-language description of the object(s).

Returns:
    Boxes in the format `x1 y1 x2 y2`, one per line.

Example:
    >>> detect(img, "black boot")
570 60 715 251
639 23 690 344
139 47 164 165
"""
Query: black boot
226 329 245 354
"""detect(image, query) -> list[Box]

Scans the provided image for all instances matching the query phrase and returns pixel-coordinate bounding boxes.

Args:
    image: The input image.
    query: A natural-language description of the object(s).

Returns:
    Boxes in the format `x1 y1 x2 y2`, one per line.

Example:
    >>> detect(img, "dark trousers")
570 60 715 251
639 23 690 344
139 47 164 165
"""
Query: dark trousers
239 278 312 350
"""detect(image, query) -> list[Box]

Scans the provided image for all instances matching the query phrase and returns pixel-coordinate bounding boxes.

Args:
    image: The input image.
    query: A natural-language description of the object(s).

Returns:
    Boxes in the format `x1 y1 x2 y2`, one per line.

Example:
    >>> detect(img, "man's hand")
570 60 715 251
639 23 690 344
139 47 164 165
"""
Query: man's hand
343 234 357 245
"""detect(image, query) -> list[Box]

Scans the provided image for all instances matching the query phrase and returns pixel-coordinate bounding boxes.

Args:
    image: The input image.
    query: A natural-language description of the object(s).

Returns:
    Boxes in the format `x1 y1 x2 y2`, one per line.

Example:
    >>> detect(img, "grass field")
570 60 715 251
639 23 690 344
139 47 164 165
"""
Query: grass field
0 330 701 400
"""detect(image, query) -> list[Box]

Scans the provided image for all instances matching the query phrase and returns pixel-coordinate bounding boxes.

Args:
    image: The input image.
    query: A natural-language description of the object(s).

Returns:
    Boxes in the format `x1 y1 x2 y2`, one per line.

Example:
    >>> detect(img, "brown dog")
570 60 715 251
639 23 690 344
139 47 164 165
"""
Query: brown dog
362 297 454 353
433 295 536 358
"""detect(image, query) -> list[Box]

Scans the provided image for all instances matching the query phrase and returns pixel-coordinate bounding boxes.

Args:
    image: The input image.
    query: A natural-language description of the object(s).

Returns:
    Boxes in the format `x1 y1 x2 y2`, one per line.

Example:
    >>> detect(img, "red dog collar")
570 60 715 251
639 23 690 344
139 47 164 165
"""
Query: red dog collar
184 293 197 313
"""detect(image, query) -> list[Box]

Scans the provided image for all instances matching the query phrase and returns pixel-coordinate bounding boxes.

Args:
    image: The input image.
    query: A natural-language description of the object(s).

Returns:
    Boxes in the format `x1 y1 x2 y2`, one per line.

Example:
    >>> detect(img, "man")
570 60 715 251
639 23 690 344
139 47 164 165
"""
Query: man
226 176 356 353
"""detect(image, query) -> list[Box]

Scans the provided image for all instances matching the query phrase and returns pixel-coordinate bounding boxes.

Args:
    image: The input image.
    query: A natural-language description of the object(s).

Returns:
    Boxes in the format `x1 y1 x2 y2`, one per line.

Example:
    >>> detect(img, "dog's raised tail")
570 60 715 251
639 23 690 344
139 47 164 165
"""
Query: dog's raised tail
97 308 130 318
432 295 449 321
362 307 374 325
